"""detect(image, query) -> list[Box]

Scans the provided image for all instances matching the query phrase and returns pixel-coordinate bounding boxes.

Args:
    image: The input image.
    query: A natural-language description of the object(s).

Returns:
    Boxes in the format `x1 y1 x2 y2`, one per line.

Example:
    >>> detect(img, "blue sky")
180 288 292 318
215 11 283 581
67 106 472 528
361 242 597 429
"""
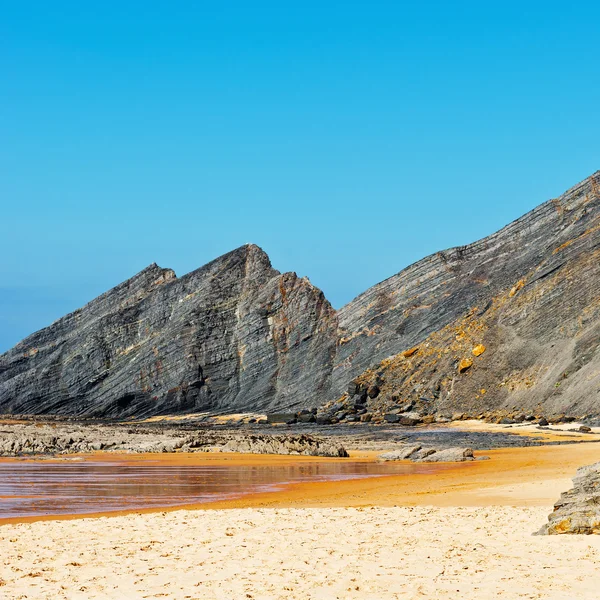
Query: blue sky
1 1 600 352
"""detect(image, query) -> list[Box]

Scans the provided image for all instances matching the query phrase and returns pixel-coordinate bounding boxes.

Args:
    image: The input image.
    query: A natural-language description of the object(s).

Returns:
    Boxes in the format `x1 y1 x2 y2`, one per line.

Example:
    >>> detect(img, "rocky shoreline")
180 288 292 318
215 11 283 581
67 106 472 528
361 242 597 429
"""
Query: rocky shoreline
0 417 592 459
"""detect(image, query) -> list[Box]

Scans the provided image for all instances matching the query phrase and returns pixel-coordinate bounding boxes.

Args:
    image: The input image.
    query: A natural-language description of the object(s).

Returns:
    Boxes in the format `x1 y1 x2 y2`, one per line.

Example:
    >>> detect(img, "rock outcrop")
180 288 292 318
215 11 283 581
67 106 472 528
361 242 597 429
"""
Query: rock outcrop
221 434 349 457
0 422 349 457
539 462 600 534
328 171 600 421
379 446 478 463
0 245 338 417
1 171 599 419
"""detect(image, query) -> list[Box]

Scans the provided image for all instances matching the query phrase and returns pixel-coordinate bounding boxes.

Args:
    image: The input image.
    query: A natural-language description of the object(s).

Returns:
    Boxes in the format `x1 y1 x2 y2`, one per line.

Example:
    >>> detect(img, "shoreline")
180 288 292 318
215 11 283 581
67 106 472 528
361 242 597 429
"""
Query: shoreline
2 441 600 599
2 441 600 526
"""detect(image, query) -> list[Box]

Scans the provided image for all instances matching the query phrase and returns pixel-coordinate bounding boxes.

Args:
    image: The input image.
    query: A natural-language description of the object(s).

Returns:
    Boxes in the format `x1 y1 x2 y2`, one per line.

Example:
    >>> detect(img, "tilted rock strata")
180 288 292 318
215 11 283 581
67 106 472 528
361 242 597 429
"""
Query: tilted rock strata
539 462 600 534
221 434 349 457
326 172 600 421
0 245 338 417
0 423 348 458
1 172 599 419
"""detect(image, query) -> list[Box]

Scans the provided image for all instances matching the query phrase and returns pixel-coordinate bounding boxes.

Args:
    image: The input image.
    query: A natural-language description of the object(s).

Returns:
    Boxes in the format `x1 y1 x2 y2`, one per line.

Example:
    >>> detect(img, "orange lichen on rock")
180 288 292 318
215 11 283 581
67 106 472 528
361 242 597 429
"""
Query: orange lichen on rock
509 280 525 297
472 344 486 357
458 358 473 373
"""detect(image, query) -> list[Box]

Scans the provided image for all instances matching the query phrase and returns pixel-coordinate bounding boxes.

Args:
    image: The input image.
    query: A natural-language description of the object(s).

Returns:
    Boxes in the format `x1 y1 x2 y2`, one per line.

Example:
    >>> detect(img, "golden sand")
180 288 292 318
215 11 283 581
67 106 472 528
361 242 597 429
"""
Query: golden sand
2 443 600 598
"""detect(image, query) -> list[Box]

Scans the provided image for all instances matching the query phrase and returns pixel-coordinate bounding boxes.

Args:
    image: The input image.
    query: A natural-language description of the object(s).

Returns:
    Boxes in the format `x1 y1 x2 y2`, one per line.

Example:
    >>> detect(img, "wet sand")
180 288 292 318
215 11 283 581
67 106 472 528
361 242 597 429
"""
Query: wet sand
0 454 455 522
1 442 600 523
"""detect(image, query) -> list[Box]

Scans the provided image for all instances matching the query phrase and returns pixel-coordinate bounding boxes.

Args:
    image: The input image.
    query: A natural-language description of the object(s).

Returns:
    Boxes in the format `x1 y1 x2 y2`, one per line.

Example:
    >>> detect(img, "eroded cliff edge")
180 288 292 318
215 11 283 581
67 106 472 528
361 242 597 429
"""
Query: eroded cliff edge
0 245 338 416
329 171 600 422
1 171 599 418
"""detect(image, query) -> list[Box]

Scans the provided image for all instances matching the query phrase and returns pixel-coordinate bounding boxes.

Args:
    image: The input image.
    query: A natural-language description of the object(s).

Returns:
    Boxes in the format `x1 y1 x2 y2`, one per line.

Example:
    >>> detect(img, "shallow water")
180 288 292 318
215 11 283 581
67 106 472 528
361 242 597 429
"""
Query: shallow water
0 458 448 519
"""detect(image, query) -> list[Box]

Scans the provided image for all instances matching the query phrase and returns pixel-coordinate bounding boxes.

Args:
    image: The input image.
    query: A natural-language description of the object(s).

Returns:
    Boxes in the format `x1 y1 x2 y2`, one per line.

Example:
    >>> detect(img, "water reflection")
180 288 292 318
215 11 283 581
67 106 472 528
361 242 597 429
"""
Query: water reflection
0 459 443 519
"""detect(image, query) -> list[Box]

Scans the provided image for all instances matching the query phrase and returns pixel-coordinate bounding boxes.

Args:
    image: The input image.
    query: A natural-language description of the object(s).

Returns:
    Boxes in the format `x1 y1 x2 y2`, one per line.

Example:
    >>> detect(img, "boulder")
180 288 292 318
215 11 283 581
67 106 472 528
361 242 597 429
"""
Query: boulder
399 400 415 412
267 413 297 424
297 413 316 424
472 344 486 357
458 358 473 373
410 448 437 460
367 385 380 399
399 416 420 426
416 448 475 463
539 462 600 534
221 434 349 458
378 446 422 461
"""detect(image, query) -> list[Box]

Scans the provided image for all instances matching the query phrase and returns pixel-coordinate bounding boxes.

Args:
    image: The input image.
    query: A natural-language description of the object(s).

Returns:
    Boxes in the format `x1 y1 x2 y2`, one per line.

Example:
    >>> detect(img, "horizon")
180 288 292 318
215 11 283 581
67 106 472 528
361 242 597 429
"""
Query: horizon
3 1 600 352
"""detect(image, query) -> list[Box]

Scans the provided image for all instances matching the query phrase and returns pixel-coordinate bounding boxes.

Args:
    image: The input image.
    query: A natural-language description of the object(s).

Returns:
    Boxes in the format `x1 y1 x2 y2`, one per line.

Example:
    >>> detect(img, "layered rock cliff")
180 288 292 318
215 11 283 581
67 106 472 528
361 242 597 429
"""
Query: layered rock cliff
1 171 599 418
333 171 600 420
0 245 338 417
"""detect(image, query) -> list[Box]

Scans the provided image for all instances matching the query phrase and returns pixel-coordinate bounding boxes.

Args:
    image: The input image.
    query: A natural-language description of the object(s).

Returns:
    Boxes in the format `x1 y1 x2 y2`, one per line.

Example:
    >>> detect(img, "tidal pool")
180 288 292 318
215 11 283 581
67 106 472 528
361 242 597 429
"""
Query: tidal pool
0 457 451 520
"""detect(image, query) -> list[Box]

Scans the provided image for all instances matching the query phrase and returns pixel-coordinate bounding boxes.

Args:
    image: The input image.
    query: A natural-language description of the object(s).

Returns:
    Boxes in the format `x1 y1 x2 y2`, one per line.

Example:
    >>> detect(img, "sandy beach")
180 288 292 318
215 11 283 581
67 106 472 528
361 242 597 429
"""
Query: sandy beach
2 505 600 599
1 441 600 599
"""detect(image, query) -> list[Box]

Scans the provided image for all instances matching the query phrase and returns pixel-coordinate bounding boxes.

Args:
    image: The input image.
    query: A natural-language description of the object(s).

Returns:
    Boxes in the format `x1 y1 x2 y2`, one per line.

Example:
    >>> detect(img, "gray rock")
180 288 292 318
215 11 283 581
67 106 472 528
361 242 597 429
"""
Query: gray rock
347 381 361 396
221 434 349 457
410 448 437 461
399 416 421 426
379 446 422 461
0 245 338 418
539 462 600 534
334 172 600 420
383 413 400 423
267 413 297 425
416 448 475 463
296 413 316 424
2 172 600 421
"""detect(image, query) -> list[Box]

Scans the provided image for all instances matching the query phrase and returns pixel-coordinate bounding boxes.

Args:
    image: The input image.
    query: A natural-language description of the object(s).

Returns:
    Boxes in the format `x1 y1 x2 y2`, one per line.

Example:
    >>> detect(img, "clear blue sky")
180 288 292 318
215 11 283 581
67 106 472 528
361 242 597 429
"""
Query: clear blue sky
1 1 600 352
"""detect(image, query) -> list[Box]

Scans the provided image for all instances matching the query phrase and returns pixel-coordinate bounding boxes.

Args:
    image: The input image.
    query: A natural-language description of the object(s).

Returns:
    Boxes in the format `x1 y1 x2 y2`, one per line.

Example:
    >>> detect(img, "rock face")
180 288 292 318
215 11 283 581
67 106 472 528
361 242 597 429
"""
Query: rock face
0 245 338 417
539 462 600 534
221 434 349 457
1 171 600 419
336 171 600 420
0 422 349 457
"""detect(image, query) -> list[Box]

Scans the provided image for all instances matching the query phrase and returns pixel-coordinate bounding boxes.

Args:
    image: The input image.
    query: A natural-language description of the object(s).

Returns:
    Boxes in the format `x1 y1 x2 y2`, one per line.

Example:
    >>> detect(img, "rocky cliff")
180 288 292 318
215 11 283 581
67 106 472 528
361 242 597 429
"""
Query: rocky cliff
331 171 600 421
0 245 338 417
1 171 599 418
